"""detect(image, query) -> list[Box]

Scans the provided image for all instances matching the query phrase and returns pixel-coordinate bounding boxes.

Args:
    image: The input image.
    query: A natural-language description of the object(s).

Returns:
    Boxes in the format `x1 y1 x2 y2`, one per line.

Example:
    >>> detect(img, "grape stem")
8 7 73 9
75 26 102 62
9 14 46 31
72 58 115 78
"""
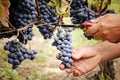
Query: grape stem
99 0 104 14
53 16 62 31
0 20 54 35
6 19 26 39
35 0 41 19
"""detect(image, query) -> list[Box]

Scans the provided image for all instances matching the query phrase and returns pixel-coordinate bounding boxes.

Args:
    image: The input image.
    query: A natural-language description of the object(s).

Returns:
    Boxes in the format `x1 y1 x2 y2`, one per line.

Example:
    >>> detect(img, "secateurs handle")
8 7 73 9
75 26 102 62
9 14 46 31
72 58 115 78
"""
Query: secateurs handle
83 22 94 27
81 22 94 30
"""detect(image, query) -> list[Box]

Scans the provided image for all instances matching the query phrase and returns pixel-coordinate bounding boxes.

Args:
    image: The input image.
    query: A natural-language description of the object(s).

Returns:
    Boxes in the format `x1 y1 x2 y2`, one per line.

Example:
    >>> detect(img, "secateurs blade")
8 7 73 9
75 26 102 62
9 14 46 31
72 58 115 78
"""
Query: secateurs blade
58 22 94 30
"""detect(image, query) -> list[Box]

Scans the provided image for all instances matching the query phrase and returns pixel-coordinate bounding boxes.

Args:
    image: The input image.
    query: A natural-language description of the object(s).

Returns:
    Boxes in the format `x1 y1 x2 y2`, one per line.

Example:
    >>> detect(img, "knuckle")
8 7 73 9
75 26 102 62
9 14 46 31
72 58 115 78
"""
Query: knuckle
105 14 109 16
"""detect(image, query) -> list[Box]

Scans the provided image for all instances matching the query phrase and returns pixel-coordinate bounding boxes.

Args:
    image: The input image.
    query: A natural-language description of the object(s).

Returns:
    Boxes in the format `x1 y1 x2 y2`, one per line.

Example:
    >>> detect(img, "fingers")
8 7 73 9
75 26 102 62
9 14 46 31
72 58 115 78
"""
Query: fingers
59 63 65 70
73 70 82 76
93 30 102 38
72 47 96 60
66 68 83 76
65 66 75 73
56 54 60 60
66 69 72 73
85 23 101 37
72 50 83 60
71 50 81 60
59 63 75 74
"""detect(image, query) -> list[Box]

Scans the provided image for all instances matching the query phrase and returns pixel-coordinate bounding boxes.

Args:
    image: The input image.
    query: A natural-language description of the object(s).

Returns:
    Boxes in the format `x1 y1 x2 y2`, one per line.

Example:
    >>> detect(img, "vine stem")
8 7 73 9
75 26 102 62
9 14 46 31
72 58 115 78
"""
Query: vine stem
0 20 54 35
99 0 104 14
28 41 32 51
6 19 16 30
35 0 41 19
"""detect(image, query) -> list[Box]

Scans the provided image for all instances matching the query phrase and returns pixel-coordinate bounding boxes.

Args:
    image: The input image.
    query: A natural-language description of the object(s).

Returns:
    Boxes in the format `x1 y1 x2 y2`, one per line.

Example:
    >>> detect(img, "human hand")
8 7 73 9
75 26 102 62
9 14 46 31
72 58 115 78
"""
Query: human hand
57 46 102 76
86 14 120 43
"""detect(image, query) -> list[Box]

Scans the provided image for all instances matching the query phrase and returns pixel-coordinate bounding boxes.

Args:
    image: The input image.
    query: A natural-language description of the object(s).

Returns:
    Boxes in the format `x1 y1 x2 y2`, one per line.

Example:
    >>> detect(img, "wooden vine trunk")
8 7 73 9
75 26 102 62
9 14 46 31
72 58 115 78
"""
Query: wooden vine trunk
87 60 115 80
99 60 115 80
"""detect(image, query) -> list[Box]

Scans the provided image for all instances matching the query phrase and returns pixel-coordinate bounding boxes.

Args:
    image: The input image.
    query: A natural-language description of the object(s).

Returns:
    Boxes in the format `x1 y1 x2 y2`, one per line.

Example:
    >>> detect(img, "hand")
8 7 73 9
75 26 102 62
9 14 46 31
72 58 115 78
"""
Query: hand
86 14 120 43
57 46 102 76
57 41 120 76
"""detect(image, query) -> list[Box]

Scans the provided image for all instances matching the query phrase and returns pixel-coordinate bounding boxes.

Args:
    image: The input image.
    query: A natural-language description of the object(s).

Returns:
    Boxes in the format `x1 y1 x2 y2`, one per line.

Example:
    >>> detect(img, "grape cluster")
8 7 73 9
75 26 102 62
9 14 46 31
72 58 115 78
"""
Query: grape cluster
52 28 73 68
9 0 38 44
37 6 58 39
4 40 37 69
70 0 96 24
70 0 96 40
38 0 50 6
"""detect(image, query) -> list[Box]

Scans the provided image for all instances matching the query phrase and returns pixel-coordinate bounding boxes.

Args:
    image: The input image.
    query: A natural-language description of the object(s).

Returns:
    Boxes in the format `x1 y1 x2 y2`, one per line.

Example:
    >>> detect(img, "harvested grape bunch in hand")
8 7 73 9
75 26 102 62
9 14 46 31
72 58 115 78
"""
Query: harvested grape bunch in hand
52 28 73 68
4 40 37 69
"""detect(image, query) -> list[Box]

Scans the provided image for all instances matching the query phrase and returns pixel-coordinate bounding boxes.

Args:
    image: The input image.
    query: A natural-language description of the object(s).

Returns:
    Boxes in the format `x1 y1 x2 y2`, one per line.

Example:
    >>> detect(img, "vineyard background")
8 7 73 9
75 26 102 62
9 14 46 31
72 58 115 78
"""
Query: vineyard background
0 0 120 80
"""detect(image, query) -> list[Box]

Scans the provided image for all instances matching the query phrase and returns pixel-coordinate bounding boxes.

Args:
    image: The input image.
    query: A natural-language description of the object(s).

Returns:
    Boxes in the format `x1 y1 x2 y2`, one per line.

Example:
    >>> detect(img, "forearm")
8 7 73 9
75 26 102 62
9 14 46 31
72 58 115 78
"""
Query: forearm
94 41 120 62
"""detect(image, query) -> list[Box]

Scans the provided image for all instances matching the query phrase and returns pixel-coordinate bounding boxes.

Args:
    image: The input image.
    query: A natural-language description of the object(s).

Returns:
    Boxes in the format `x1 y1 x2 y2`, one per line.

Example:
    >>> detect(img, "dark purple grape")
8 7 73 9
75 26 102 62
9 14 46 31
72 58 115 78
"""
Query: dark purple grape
8 53 15 59
8 59 13 64
17 52 23 57
19 56 24 62
38 0 50 6
9 47 15 53
14 60 20 65
12 65 18 69
23 54 29 59
4 45 9 50
30 54 36 60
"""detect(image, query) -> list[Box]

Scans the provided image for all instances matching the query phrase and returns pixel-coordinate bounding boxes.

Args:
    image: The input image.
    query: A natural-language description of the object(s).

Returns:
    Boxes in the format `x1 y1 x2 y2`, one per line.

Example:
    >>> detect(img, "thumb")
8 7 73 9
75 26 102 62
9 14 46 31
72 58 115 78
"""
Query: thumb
72 47 96 60
72 49 85 60
85 23 100 36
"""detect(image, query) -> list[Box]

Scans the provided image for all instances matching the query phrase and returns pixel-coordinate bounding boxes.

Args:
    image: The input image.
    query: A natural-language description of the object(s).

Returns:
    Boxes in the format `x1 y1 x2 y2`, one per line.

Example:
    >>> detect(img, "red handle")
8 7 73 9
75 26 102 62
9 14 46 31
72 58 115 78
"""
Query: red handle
83 22 94 27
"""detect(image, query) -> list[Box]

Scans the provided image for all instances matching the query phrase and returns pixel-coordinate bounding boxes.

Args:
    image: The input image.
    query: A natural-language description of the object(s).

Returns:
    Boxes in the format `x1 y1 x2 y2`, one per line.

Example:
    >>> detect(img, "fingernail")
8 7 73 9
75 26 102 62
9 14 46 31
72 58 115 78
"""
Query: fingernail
90 19 96 23
59 64 65 70
66 69 72 73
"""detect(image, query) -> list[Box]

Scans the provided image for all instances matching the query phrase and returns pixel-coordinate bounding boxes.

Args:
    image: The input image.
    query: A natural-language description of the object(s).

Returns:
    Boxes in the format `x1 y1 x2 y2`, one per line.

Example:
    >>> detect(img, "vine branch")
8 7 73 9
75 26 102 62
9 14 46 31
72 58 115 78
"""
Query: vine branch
0 19 54 35
35 0 41 19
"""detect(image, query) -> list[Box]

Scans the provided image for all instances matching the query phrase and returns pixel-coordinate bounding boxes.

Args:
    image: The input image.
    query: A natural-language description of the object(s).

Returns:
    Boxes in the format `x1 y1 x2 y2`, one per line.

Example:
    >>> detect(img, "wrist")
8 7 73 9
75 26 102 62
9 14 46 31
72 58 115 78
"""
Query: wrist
94 41 120 62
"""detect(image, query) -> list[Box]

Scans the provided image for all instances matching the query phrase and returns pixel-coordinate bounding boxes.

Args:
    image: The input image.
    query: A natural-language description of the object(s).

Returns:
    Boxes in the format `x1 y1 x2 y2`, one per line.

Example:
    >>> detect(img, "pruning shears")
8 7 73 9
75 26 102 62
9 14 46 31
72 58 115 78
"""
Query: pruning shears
58 22 94 30
58 22 102 40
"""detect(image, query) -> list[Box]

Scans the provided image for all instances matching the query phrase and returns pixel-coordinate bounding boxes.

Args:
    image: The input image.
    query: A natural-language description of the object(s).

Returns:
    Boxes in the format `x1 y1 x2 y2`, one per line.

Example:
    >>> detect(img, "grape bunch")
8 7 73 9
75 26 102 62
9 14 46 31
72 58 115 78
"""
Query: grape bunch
4 40 37 69
38 0 50 6
37 6 58 39
9 0 38 44
52 28 73 68
70 0 96 40
70 0 96 24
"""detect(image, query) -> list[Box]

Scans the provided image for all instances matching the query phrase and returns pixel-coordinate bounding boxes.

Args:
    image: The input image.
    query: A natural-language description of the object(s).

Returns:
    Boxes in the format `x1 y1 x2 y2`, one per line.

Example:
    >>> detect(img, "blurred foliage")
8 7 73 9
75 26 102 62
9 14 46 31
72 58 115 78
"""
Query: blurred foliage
88 0 120 14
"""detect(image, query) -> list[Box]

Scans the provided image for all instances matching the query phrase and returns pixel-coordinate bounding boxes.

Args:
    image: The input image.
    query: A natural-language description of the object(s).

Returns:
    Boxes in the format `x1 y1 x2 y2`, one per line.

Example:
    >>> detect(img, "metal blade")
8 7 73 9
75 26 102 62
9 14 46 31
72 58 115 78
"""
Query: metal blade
58 24 82 28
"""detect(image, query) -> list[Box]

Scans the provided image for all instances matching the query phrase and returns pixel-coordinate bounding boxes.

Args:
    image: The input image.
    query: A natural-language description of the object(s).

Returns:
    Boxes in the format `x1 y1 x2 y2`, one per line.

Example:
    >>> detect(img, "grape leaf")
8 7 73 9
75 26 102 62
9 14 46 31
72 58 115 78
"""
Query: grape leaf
0 0 10 27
